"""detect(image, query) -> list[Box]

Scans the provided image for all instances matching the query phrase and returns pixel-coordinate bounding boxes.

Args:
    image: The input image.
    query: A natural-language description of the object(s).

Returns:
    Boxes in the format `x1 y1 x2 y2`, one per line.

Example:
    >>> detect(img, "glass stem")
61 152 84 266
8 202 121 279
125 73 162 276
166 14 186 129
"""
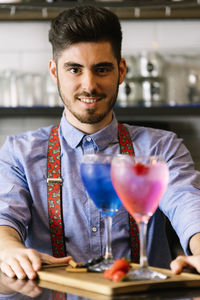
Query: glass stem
138 221 148 268
104 215 113 261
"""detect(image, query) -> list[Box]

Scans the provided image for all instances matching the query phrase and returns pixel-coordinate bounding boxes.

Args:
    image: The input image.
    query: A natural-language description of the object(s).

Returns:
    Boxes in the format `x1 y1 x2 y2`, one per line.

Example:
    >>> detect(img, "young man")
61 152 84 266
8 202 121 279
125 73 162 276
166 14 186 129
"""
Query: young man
0 5 200 280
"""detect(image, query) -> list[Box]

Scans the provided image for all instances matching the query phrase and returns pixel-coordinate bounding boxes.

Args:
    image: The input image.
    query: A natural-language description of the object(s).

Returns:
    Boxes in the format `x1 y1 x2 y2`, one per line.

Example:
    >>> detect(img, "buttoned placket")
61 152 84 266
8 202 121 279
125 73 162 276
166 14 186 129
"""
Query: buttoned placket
81 135 103 258
82 135 97 155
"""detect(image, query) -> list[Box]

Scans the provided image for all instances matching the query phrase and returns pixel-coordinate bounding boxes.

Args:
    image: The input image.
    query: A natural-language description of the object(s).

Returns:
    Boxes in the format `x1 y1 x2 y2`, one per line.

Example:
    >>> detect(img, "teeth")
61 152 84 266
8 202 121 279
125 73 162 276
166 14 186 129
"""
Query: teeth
80 98 97 103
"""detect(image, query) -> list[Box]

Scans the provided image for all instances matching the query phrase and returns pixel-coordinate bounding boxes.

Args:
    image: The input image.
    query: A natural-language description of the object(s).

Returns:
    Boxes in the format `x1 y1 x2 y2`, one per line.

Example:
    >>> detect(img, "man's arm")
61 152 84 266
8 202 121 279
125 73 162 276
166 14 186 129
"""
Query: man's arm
170 233 200 274
0 226 72 279
189 232 200 256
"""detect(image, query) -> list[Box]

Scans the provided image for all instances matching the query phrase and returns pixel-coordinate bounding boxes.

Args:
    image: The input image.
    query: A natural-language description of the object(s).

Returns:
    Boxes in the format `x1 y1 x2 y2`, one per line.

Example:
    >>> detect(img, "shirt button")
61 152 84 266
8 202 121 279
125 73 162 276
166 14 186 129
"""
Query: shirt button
92 227 98 233
86 137 92 142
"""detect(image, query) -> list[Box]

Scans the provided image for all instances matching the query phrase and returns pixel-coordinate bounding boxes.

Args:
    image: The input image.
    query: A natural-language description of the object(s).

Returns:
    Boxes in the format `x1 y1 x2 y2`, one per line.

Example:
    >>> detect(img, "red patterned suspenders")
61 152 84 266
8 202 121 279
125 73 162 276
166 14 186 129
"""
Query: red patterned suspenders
47 125 66 258
47 125 66 300
47 123 139 263
118 123 140 263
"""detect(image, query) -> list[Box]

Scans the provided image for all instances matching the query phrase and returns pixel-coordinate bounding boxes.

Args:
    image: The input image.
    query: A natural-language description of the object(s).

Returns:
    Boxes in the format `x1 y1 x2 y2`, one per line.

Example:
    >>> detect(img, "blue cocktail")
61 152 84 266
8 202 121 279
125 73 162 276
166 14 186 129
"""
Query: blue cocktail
80 154 121 271
81 162 121 217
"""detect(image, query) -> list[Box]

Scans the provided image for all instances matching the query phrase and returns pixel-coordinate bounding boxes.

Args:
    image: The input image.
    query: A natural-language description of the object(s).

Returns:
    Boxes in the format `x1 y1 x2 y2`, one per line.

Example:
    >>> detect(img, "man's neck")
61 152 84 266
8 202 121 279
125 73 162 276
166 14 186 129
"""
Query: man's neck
64 109 113 134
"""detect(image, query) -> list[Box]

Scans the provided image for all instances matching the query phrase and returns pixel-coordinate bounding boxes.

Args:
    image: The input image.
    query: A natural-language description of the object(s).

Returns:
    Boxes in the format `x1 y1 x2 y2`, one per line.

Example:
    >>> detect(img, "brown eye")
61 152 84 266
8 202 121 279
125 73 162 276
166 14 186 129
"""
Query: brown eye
97 67 107 73
69 67 81 74
95 66 112 75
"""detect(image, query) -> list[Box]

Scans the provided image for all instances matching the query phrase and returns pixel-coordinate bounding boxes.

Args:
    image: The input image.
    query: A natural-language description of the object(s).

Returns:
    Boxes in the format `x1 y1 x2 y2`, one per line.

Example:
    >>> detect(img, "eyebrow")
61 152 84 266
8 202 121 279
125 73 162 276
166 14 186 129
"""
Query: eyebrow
95 62 114 68
63 62 83 68
63 62 114 69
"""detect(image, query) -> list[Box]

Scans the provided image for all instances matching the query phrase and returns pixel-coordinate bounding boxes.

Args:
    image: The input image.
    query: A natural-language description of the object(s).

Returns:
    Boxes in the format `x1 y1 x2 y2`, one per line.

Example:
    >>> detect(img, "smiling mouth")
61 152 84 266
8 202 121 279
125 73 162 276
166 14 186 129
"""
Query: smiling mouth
78 97 102 104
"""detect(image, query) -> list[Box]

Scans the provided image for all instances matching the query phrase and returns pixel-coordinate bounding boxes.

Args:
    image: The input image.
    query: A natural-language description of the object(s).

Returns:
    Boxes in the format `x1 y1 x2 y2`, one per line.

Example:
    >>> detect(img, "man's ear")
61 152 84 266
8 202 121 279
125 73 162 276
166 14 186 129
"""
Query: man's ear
49 59 58 85
119 58 127 84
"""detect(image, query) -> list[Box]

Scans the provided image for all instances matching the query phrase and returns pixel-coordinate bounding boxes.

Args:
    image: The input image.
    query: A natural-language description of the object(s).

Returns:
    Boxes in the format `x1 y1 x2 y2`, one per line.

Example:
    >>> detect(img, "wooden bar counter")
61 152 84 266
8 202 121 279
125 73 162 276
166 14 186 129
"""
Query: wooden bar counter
1 264 200 300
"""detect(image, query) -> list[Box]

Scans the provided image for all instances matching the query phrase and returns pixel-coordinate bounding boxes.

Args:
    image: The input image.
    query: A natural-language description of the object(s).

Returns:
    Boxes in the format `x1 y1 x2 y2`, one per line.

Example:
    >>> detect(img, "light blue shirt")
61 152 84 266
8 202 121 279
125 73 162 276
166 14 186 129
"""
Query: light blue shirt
0 112 200 269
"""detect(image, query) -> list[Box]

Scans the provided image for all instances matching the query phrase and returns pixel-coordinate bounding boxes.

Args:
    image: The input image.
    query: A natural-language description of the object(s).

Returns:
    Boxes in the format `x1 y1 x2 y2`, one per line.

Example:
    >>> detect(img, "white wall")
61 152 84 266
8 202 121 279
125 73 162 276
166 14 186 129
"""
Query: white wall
0 22 50 73
122 20 200 56
1 19 200 73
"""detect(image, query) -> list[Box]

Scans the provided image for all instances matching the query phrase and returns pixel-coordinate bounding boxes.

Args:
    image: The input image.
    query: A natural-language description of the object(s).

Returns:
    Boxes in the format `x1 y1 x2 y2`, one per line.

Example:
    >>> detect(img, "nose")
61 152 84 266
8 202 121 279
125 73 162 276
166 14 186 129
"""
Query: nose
81 70 97 93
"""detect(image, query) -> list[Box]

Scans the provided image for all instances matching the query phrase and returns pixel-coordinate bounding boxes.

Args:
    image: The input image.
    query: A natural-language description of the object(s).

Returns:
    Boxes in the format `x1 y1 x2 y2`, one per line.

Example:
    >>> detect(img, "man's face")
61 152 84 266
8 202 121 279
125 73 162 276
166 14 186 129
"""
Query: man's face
49 41 126 133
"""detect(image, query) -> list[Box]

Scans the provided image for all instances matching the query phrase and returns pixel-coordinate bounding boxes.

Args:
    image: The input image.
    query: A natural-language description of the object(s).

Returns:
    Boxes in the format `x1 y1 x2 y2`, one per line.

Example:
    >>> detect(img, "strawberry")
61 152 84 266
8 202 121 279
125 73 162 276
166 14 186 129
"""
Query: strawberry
104 269 113 280
104 258 130 281
134 162 149 175
110 258 130 274
112 270 127 282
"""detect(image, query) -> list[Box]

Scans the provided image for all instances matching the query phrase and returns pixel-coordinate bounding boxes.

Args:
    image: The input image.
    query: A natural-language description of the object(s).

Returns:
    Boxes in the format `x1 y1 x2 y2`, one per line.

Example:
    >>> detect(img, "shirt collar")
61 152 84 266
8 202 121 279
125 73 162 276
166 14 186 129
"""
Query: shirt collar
59 110 119 150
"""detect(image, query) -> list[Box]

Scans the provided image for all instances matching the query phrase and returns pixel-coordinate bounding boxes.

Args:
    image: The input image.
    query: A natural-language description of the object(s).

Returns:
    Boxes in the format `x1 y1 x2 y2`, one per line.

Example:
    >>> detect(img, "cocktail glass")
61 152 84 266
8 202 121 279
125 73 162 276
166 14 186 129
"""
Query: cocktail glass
111 155 169 280
80 154 122 272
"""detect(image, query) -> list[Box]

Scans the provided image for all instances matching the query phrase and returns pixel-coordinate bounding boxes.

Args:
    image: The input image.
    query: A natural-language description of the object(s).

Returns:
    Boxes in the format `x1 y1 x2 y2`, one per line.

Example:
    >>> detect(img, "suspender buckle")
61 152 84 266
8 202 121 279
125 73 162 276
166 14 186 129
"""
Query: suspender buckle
47 177 62 184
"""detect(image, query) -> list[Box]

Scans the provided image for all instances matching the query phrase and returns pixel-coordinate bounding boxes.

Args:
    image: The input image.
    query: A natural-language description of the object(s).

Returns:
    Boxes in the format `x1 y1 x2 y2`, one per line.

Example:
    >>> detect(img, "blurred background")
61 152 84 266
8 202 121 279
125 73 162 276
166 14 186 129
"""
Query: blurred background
1 0 200 168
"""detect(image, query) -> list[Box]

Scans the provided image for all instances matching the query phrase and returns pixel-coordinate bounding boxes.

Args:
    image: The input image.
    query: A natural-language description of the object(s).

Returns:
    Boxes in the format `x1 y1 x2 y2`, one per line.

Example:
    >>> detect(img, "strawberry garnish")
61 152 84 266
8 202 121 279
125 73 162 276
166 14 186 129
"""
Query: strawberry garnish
134 162 149 175
112 270 127 282
103 258 130 281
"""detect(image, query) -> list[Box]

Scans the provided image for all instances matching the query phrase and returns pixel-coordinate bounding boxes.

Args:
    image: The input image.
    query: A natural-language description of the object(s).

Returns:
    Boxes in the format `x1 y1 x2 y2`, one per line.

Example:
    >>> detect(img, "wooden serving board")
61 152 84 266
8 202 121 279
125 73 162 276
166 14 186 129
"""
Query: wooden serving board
37 264 200 296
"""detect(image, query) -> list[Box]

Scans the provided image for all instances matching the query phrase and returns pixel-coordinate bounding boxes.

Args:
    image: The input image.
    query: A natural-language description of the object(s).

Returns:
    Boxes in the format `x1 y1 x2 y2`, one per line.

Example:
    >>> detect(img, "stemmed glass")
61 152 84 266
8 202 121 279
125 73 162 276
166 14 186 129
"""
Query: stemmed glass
111 155 169 280
80 154 122 272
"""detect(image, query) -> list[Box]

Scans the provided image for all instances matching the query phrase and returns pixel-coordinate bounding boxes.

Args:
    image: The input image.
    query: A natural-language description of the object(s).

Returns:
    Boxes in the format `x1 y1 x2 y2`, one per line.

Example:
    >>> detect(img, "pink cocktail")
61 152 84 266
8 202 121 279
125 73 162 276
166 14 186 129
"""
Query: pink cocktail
111 155 169 280
111 158 169 223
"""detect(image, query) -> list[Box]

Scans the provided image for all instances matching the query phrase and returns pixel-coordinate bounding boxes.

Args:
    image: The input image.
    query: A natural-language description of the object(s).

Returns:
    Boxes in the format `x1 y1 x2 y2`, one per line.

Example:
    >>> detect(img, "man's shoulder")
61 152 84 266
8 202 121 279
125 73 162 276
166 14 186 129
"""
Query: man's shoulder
123 123 177 140
1 125 57 154
11 125 55 141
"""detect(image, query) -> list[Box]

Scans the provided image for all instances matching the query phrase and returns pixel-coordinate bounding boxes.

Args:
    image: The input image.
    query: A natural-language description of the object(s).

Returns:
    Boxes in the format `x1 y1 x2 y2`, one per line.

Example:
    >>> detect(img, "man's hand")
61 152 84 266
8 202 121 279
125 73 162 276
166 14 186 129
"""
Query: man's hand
0 248 72 280
170 233 200 274
170 255 200 274
0 226 72 280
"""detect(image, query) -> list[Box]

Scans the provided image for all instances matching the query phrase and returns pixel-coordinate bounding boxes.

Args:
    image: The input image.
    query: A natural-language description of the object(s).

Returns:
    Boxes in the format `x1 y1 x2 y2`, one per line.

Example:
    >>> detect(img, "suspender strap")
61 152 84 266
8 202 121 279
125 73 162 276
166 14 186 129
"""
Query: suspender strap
47 123 139 263
118 123 135 156
47 125 66 257
118 123 140 264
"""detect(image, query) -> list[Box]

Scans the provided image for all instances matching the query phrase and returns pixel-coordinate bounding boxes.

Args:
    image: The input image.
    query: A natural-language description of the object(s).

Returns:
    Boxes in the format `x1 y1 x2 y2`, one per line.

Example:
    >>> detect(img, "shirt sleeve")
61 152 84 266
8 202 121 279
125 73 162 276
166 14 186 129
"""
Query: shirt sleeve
0 135 32 242
158 130 200 255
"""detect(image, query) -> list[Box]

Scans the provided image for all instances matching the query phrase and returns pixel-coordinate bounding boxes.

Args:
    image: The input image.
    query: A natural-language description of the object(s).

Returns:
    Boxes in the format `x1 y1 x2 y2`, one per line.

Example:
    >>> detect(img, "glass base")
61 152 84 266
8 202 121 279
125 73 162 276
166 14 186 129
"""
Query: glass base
128 267 168 281
88 258 114 272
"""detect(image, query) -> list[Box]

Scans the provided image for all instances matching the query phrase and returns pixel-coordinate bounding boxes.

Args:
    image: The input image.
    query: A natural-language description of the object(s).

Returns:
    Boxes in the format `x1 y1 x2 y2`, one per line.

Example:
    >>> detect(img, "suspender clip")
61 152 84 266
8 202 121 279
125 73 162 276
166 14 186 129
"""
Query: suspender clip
47 177 62 184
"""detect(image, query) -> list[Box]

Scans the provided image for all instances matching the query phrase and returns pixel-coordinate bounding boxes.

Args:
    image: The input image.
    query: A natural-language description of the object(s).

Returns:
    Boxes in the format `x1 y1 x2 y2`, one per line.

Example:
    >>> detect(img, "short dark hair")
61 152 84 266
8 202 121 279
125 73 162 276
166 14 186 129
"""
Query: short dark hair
48 5 122 63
